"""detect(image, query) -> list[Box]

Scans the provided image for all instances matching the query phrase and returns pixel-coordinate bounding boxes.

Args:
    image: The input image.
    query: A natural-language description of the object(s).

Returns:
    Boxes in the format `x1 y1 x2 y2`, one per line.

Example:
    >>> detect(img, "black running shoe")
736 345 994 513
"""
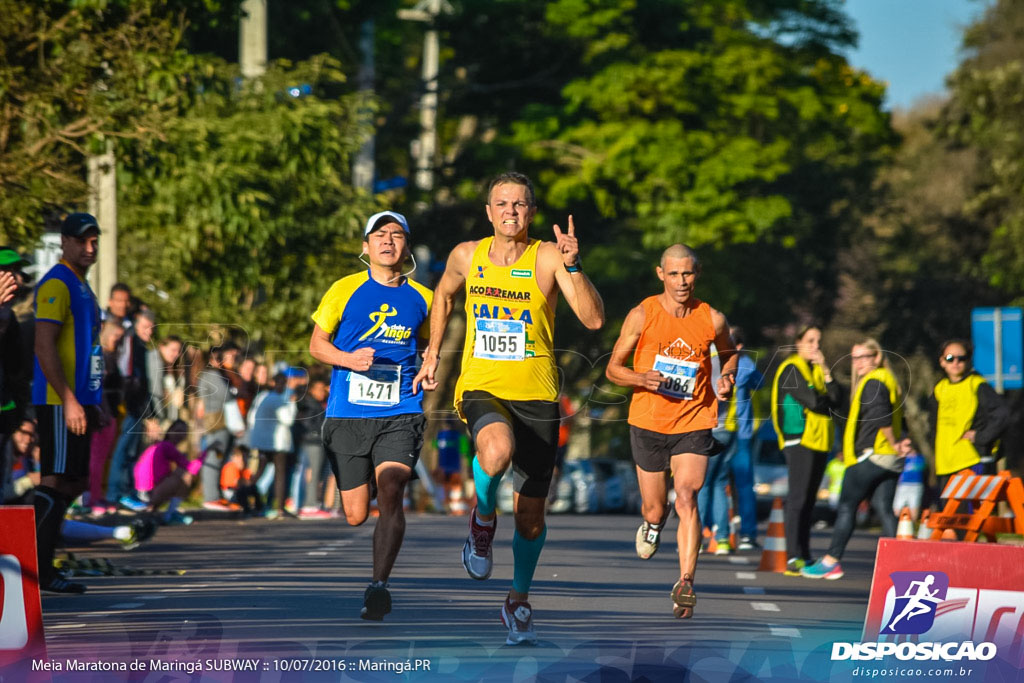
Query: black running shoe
132 516 159 544
360 584 391 621
41 576 87 594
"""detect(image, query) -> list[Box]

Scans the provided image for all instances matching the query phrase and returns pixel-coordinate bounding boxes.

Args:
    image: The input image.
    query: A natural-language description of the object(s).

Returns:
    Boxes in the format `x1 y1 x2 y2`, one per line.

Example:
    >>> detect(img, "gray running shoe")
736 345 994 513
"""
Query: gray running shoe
671 575 697 619
462 506 496 580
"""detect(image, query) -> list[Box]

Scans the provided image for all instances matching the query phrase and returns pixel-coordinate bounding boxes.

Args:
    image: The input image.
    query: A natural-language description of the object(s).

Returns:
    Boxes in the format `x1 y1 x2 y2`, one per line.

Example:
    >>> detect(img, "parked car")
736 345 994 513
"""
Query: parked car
612 459 642 514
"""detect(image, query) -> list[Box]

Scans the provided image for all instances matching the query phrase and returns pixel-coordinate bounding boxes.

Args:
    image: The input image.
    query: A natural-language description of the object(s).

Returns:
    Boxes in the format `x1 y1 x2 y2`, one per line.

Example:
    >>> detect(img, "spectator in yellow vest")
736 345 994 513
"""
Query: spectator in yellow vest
927 339 1009 495
802 338 903 580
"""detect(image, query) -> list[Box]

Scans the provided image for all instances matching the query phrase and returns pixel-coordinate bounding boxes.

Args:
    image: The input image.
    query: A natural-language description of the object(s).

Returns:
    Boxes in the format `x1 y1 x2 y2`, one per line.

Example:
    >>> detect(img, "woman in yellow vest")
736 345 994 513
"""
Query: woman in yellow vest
927 339 1009 493
770 325 841 576
802 338 902 580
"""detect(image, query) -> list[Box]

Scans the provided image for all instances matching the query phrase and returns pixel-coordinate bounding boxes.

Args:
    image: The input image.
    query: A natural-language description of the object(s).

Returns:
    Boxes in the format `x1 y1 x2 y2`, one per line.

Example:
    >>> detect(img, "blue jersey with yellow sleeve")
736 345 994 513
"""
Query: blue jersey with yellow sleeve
32 260 102 406
311 271 432 418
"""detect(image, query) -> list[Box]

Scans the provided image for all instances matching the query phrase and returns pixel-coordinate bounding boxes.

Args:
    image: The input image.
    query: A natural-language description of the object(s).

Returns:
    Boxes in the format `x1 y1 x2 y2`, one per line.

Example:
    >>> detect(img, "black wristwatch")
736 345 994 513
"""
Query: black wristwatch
564 259 583 274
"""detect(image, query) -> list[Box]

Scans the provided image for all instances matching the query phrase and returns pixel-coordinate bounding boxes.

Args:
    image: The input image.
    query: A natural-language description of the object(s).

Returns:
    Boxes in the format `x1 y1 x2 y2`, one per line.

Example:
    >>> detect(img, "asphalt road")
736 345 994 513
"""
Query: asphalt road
18 511 891 682
22 511 888 683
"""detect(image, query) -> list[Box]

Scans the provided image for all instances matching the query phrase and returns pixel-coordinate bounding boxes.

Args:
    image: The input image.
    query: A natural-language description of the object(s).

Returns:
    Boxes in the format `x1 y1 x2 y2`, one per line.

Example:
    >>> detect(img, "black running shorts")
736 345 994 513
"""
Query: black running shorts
629 426 724 473
322 413 424 491
37 404 97 479
461 390 560 498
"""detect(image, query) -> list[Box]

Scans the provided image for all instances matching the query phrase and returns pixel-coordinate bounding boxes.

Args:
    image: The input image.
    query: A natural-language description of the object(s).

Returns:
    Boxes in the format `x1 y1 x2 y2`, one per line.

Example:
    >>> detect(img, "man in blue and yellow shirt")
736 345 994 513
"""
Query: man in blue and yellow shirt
309 210 433 622
32 212 103 594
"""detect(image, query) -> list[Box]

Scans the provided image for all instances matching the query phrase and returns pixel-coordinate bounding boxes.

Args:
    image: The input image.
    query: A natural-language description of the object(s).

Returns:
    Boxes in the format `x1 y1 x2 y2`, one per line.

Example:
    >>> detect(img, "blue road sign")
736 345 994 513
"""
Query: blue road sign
971 307 1023 391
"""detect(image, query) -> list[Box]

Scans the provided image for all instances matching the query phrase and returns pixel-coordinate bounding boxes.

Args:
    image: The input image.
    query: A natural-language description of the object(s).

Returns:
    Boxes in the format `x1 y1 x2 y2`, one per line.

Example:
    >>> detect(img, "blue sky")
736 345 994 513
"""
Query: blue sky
842 0 992 110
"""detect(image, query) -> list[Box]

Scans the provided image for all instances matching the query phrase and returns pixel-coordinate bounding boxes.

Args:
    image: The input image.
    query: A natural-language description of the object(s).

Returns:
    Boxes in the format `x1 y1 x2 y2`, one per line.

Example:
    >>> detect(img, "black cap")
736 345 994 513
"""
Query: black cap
61 212 101 237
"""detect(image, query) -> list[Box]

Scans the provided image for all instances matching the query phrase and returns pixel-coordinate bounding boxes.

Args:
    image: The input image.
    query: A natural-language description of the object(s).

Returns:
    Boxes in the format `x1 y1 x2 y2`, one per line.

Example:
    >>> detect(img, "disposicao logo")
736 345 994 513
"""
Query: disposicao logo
882 571 948 635
831 570 996 662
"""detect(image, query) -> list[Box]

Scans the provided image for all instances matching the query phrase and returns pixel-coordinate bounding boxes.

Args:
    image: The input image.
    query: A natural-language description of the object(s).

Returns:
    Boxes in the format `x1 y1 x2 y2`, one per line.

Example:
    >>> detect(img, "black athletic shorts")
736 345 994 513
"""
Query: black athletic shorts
461 390 560 498
322 414 424 491
629 426 724 473
37 404 100 479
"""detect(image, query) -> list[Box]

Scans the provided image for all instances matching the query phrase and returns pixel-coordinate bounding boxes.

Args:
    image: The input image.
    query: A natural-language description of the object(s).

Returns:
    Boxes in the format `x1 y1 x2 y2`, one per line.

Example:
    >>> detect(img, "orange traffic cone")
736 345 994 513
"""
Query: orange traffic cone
940 528 958 542
448 473 469 516
896 507 915 540
758 497 788 572
917 509 933 540
703 526 717 553
726 484 738 549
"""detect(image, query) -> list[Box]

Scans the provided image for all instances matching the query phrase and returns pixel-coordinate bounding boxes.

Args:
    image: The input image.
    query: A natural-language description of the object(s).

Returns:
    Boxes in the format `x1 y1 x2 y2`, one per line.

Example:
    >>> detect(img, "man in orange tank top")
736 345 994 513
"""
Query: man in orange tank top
605 244 738 618
413 172 604 645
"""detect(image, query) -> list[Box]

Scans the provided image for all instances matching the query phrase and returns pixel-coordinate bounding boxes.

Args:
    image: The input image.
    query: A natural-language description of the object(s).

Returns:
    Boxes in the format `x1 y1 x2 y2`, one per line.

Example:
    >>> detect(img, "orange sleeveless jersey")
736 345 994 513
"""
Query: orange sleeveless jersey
627 296 718 434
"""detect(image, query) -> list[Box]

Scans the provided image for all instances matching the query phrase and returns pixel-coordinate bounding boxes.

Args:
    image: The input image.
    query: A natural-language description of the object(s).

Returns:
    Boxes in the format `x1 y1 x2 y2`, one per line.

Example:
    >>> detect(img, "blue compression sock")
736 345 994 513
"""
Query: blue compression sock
472 456 501 517
61 519 115 542
512 525 547 594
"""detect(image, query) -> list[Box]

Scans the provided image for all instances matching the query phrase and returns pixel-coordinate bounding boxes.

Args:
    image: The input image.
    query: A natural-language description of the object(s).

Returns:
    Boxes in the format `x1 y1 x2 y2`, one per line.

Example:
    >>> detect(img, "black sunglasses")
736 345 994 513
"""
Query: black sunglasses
943 354 969 363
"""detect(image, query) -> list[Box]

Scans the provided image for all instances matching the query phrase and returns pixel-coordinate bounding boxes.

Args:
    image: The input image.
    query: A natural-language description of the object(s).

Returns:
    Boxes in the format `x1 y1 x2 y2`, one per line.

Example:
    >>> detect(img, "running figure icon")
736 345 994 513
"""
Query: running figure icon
886 574 941 631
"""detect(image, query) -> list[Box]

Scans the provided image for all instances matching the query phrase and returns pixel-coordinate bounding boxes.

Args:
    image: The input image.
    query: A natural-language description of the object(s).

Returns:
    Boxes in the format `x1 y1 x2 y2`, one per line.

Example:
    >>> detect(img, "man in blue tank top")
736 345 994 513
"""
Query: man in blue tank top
309 210 433 621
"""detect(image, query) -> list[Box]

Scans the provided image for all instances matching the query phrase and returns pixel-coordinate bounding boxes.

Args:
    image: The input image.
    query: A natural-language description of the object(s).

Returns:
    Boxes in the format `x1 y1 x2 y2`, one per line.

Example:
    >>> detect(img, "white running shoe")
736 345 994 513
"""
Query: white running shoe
501 596 537 645
635 520 662 560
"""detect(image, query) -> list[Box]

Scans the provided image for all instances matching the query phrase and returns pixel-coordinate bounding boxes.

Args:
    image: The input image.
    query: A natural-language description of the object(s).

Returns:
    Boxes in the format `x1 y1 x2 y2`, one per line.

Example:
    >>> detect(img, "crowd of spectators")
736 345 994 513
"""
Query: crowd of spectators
0 251 342 563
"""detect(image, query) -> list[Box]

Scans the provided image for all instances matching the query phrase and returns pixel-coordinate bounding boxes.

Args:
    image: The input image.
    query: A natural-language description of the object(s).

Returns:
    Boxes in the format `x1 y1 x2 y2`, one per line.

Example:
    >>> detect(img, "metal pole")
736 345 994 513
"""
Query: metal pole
240 0 268 79
398 0 450 193
416 2 440 192
87 143 117 308
352 19 376 192
994 308 1004 393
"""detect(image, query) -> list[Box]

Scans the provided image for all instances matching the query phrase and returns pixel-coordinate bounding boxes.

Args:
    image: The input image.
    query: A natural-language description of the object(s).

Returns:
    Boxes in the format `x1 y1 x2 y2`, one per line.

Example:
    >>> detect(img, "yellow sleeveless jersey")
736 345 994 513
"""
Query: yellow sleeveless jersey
933 374 986 475
770 355 833 452
454 237 557 413
843 366 902 466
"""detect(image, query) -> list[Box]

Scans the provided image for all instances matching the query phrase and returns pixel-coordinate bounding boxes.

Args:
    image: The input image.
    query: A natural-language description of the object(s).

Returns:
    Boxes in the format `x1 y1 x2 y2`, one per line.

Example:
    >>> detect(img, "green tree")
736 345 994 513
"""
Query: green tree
117 54 377 353
504 0 894 344
0 0 201 242
943 0 1024 299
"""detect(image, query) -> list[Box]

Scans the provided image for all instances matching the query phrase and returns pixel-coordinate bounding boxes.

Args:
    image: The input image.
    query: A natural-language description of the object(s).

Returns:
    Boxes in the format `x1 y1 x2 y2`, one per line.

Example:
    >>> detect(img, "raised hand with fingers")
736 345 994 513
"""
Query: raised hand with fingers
0 271 16 305
552 215 580 268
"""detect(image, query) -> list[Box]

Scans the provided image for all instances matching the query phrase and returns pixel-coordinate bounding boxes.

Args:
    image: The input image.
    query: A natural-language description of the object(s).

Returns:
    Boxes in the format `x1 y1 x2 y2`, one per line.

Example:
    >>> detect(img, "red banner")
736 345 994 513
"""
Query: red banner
0 506 47 674
864 538 1024 669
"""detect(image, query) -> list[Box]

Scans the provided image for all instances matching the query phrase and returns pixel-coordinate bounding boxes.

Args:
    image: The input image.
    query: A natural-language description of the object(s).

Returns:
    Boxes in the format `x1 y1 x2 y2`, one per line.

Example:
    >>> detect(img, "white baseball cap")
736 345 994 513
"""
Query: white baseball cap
364 210 410 237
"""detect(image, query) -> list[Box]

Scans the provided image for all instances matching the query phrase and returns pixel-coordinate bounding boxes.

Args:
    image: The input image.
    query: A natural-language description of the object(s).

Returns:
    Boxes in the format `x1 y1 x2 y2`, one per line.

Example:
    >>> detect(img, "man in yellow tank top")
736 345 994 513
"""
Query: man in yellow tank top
413 172 604 645
605 244 738 618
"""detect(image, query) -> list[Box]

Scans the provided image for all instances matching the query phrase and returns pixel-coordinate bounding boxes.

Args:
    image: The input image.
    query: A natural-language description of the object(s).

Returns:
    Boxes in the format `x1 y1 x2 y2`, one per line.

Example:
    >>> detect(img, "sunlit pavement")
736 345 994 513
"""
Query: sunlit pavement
35 513 885 681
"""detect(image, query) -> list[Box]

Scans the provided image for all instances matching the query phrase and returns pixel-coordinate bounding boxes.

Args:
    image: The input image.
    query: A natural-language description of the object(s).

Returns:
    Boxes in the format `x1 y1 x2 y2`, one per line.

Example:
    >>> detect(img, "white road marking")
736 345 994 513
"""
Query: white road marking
769 625 802 638
750 602 780 612
728 557 750 564
735 571 757 580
